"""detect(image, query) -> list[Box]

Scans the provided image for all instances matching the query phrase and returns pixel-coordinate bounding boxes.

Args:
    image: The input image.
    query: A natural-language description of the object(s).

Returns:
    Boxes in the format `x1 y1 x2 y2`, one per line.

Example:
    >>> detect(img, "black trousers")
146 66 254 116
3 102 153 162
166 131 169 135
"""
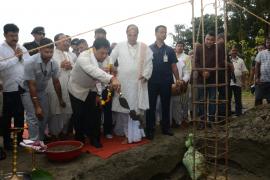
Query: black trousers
69 91 101 141
218 86 228 117
255 82 270 106
1 91 24 147
229 85 242 115
102 88 113 135
146 82 171 133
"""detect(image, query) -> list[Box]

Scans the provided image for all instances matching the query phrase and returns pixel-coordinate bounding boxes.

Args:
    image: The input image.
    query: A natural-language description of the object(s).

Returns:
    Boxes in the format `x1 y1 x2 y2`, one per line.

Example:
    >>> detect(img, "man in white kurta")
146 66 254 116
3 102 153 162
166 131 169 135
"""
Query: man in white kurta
170 42 191 126
47 33 77 137
110 24 153 143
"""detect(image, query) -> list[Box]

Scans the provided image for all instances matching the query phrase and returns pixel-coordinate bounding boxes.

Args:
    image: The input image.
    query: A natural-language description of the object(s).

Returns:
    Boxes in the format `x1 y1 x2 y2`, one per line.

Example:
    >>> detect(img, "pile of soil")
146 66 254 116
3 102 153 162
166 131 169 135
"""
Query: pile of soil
229 104 270 178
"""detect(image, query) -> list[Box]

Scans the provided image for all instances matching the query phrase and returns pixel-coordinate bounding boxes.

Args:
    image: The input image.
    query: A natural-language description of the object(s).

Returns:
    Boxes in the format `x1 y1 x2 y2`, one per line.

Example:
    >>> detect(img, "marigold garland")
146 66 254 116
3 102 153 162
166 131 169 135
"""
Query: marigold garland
100 88 112 106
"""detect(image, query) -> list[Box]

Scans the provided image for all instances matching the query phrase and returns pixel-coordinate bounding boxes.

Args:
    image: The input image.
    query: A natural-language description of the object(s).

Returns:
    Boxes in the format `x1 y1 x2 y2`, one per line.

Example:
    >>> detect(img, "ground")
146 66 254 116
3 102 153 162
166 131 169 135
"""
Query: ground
0 91 269 180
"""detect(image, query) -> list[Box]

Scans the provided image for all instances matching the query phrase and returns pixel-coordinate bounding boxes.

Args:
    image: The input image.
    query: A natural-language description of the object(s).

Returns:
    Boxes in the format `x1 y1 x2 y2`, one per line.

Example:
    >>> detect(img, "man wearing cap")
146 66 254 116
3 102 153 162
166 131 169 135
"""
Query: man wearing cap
70 38 80 57
23 26 45 56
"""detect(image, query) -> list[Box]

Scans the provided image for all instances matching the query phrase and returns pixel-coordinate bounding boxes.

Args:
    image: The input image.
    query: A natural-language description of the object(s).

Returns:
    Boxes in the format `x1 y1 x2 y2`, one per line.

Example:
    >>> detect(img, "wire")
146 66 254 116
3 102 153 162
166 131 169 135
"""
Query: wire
0 0 191 61
228 0 270 26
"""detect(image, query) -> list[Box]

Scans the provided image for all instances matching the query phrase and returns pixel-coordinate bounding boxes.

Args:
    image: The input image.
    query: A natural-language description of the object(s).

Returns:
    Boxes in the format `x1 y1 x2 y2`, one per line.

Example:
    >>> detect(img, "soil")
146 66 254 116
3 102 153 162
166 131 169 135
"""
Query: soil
47 145 78 152
0 94 269 180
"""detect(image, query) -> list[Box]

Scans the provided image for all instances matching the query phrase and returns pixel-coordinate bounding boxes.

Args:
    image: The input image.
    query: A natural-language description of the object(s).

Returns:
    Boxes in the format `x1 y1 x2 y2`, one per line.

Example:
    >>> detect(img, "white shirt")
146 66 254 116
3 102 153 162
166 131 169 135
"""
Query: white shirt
230 56 248 87
0 41 30 92
47 49 76 114
110 41 153 113
176 52 191 83
68 49 112 101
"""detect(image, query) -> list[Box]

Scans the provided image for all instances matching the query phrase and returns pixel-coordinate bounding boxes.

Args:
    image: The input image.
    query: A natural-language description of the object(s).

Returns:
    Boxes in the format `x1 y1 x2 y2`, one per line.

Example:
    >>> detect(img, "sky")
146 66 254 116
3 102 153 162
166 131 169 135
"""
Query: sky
0 0 217 47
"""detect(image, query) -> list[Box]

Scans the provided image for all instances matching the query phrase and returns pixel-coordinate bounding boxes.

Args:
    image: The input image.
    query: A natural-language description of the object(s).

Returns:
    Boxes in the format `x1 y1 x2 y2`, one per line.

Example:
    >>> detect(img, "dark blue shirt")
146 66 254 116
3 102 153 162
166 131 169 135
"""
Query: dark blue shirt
149 43 178 84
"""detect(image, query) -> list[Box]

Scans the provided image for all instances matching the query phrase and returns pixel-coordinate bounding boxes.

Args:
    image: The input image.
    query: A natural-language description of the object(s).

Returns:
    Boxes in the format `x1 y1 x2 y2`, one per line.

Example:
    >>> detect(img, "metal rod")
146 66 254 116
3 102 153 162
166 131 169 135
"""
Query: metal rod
214 1 219 177
224 0 229 179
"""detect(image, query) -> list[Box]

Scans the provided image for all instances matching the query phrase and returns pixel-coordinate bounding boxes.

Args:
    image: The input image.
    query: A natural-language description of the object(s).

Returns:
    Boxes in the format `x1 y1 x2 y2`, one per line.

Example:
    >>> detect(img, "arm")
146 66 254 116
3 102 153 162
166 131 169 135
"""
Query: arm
28 80 43 120
171 63 180 82
255 62 261 84
0 57 18 71
52 78 66 107
254 52 261 84
194 44 205 77
182 56 191 83
141 48 153 80
79 55 113 84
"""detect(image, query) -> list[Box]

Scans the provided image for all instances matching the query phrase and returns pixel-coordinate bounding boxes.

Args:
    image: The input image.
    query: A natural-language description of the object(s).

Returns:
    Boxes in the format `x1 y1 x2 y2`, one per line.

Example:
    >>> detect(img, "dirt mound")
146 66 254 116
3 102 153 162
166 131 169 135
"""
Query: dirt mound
229 104 270 178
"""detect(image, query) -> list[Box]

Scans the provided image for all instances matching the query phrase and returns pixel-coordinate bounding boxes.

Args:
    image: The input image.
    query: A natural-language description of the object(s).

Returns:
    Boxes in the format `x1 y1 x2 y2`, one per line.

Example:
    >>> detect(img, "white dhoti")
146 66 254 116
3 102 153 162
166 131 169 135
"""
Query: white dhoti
113 112 145 143
47 49 75 136
110 41 153 141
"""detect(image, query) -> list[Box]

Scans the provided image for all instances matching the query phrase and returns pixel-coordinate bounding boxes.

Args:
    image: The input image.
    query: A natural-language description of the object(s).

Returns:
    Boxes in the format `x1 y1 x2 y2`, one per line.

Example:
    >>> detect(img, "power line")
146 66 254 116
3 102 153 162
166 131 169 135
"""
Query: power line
0 0 190 61
227 0 270 26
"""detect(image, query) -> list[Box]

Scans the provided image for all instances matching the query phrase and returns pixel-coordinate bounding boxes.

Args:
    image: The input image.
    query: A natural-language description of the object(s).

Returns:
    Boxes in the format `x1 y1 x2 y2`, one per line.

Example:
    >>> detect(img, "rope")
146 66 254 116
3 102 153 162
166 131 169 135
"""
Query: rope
227 0 270 26
0 0 190 62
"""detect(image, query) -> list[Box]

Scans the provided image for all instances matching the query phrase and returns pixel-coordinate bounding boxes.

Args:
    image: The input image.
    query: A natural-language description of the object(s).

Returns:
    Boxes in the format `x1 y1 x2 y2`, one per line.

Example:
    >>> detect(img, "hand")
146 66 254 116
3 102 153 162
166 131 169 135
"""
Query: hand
111 77 121 93
202 71 210 79
139 75 147 83
175 79 184 87
103 67 110 73
35 106 44 120
59 98 66 108
95 96 102 108
61 60 72 70
15 48 23 61
64 61 72 70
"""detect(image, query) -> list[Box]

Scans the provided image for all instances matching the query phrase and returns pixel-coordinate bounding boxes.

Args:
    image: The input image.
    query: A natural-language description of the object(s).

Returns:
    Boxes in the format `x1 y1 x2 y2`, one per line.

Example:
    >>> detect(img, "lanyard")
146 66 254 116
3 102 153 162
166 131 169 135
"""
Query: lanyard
40 61 52 77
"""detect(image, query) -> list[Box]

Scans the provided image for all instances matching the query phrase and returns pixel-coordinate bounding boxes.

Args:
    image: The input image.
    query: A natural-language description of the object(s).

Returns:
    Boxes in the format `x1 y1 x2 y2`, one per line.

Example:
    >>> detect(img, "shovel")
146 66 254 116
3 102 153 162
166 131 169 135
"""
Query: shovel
119 92 144 128
119 92 130 109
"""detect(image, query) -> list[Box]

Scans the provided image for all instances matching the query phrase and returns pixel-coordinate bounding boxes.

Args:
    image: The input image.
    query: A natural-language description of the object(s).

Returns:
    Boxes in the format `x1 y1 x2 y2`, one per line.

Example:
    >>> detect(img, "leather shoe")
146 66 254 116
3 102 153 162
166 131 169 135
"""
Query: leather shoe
146 132 154 140
162 130 174 136
91 139 103 148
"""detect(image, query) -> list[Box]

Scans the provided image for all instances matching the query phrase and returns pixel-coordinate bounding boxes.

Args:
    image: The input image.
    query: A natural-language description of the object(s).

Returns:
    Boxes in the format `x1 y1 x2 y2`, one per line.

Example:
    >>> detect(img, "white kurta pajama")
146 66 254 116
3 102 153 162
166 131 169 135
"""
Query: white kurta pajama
170 52 191 125
47 49 76 136
110 42 153 143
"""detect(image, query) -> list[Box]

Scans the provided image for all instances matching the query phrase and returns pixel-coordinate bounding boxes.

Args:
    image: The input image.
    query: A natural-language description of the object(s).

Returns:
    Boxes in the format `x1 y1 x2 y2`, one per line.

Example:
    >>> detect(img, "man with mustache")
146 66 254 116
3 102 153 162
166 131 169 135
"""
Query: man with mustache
21 38 66 141
0 24 30 150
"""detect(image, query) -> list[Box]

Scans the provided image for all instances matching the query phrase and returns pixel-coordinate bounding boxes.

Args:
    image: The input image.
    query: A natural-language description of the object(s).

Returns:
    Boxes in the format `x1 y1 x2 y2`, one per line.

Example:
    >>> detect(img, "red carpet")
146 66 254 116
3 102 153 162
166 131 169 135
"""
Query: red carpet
23 128 149 159
82 136 149 159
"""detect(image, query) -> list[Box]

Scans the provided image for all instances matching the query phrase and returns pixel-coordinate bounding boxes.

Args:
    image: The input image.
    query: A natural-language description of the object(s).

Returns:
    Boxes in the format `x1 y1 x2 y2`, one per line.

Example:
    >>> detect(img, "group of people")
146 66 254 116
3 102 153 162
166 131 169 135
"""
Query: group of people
0 22 269 153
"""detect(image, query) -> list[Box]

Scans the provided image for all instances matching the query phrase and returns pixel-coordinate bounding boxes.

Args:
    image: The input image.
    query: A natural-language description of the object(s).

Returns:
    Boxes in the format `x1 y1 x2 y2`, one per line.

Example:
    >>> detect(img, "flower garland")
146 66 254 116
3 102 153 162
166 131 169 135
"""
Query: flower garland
100 88 112 106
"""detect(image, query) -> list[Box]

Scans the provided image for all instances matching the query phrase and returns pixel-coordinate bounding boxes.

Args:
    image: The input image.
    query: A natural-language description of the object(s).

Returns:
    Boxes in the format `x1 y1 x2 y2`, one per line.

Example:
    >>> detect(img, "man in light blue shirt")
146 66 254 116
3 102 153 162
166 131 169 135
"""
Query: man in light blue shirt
21 38 66 141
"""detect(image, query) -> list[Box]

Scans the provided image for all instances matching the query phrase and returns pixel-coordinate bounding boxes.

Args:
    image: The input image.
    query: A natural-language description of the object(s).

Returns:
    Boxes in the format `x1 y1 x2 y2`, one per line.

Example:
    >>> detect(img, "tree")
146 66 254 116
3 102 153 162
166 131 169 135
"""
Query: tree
170 14 224 51
227 0 270 46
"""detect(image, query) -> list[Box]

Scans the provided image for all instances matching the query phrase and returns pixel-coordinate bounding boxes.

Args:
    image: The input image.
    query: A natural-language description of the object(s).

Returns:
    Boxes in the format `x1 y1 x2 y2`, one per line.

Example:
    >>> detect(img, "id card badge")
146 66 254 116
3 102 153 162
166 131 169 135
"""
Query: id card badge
163 54 168 62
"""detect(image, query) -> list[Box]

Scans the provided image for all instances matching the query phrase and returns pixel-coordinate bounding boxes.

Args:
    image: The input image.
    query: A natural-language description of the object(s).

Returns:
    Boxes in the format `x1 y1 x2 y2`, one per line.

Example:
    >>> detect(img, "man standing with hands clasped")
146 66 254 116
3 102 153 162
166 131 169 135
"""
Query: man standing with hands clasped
0 24 30 150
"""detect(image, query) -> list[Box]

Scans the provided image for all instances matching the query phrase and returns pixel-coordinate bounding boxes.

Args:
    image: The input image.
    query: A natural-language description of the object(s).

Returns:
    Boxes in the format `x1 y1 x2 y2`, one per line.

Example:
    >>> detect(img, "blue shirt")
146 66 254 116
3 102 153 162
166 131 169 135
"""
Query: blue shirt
23 53 59 92
149 43 178 84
